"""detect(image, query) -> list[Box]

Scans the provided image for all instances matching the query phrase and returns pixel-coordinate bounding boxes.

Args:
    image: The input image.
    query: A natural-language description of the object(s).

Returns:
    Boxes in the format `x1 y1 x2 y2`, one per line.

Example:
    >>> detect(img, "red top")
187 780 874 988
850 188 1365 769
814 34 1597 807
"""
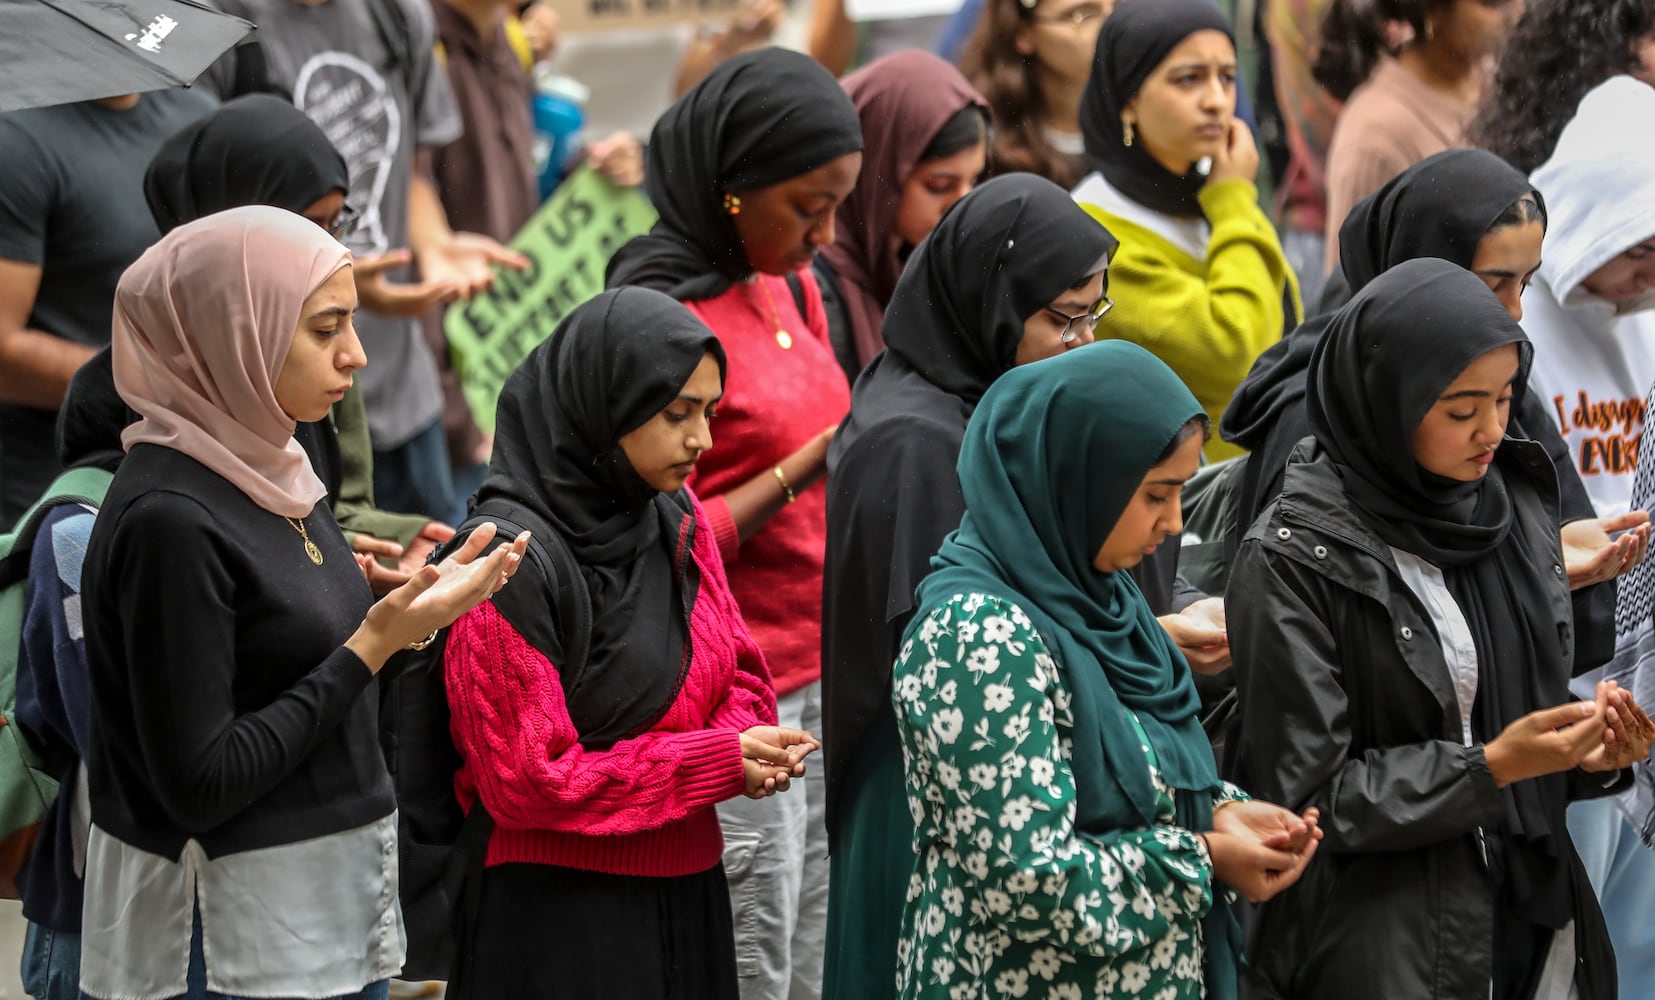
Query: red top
445 494 778 877
684 272 852 696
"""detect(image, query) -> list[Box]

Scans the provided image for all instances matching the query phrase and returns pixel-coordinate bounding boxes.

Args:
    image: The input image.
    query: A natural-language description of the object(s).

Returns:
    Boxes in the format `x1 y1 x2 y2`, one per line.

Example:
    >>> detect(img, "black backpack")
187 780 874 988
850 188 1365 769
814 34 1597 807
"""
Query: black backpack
379 499 590 992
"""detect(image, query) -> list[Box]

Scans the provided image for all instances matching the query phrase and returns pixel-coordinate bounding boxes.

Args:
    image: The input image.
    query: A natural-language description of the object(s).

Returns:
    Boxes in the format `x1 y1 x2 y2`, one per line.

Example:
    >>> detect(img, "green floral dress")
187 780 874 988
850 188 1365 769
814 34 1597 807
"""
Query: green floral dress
892 592 1245 1000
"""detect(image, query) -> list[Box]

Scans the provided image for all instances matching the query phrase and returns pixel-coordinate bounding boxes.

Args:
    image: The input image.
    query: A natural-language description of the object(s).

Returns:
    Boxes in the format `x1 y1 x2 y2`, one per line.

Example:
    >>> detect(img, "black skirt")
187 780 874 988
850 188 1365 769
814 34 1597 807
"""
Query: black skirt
465 862 739 999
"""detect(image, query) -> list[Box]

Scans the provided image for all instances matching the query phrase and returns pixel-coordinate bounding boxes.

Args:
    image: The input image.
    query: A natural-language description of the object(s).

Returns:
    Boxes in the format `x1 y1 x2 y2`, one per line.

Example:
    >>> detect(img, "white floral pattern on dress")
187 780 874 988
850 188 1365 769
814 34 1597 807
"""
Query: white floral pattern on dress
892 593 1244 999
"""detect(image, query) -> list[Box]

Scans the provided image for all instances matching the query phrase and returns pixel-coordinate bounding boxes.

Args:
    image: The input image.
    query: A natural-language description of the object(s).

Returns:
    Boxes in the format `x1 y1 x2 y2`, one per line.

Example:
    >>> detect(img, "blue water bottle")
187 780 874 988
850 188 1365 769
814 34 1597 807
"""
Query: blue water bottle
531 68 589 200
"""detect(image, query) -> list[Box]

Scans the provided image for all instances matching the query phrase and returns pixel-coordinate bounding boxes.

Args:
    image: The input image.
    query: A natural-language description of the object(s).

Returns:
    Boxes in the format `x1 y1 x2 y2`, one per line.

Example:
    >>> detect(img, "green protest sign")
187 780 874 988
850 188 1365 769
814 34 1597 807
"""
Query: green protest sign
444 167 657 433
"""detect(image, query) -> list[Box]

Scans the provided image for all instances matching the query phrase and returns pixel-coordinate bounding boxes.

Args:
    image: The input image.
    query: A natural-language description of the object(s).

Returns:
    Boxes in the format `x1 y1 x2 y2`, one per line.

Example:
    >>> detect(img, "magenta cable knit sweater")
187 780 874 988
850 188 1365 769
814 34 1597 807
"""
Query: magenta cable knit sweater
445 495 779 877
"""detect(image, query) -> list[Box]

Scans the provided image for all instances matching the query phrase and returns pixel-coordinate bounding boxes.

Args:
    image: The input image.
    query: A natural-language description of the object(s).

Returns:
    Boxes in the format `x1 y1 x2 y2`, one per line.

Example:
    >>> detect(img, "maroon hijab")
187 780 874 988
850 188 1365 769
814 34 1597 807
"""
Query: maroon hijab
821 51 987 369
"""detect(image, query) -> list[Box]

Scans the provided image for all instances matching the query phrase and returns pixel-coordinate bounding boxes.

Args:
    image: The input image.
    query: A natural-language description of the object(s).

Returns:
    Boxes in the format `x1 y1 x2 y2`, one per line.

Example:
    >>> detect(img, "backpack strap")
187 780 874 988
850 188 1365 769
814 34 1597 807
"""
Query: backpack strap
784 270 808 321
366 0 423 117
0 467 113 588
463 502 593 675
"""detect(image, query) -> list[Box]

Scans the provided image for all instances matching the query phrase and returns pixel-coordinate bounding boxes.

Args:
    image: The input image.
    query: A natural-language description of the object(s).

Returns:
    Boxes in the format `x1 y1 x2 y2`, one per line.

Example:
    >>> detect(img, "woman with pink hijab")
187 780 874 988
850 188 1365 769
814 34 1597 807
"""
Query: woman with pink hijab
74 206 528 1000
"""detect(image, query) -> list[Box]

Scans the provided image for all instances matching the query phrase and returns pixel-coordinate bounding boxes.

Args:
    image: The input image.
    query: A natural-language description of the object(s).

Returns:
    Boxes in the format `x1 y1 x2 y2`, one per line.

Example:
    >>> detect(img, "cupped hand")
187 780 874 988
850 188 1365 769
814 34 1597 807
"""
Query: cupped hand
1562 512 1651 590
741 726 819 775
1213 801 1321 854
417 233 530 300
1158 597 1230 675
353 249 461 317
1206 119 1259 186
352 523 530 670
353 533 409 595
399 521 457 576
743 756 794 798
1580 681 1655 773
1485 698 1605 787
1205 827 1319 904
740 725 817 798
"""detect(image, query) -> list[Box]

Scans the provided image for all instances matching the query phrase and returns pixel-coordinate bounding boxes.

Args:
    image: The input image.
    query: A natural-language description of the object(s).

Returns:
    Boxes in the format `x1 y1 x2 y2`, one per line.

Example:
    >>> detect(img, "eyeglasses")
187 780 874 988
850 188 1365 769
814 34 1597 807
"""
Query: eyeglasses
1046 295 1114 344
1023 1 1109 28
330 203 362 243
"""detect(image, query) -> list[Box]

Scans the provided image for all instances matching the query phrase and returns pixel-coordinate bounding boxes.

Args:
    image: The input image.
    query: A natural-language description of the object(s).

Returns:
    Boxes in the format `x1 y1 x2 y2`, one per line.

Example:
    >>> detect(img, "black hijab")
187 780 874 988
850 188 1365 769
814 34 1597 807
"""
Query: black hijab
1080 0 1236 219
55 347 132 474
1319 147 1547 315
1309 259 1579 984
474 288 728 748
143 94 350 234
1222 150 1548 522
821 174 1118 836
604 48 864 301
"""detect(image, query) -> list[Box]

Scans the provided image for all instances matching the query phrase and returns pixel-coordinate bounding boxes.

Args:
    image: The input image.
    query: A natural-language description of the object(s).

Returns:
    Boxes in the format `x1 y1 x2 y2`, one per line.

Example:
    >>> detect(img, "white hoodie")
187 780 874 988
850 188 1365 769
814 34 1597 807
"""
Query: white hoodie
1525 76 1655 519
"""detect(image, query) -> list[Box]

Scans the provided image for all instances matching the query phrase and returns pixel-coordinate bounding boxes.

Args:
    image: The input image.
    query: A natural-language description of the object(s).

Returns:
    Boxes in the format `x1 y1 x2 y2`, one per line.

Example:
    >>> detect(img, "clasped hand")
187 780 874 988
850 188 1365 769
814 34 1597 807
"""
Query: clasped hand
1206 802 1322 904
740 726 820 800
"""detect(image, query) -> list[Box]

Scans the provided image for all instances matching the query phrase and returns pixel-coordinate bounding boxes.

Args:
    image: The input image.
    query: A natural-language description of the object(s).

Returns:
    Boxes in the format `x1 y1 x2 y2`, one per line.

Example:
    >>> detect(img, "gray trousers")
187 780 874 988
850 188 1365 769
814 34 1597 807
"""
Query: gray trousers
719 681 829 1000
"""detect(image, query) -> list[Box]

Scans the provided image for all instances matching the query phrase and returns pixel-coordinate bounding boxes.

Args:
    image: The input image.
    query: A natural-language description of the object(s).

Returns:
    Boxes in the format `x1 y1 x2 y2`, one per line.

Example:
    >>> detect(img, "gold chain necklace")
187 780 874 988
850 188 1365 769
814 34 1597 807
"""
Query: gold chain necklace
752 277 794 350
285 515 324 565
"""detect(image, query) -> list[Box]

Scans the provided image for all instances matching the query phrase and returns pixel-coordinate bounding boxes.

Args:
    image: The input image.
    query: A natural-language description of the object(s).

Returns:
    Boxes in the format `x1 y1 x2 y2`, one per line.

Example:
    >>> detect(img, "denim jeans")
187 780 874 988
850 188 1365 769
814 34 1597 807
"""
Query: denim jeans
371 419 462 526
1569 798 1655 999
21 923 81 1000
163 906 390 1000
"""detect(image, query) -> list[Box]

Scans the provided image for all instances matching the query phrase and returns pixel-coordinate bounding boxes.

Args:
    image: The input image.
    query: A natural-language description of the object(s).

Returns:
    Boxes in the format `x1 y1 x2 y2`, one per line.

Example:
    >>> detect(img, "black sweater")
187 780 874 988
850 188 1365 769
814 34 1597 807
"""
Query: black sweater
82 444 394 861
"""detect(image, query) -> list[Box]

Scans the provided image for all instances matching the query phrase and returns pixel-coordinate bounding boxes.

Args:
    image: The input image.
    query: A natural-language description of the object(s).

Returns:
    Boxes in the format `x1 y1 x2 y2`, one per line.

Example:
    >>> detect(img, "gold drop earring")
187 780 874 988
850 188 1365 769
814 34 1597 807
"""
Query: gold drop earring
1122 118 1134 148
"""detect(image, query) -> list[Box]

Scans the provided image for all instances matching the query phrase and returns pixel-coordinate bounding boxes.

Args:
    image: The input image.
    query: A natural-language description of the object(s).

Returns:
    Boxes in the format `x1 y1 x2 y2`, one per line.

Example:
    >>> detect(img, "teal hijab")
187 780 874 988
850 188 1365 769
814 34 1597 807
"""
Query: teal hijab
907 340 1237 994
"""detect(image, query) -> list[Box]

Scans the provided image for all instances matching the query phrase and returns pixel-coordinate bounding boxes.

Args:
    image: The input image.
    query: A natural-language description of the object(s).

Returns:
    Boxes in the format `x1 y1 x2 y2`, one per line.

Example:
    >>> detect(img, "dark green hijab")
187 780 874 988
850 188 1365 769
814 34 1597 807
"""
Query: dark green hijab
908 340 1236 994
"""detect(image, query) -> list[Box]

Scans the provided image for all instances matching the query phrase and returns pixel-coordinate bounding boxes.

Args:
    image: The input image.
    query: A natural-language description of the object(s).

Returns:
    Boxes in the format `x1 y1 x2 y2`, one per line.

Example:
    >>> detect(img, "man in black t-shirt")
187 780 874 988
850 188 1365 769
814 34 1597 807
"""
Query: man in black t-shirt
0 89 216 526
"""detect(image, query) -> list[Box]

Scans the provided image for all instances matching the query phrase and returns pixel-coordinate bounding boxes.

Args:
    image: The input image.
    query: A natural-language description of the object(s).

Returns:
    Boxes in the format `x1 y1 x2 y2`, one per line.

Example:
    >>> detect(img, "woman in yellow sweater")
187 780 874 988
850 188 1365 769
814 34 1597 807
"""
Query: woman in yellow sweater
1072 0 1300 459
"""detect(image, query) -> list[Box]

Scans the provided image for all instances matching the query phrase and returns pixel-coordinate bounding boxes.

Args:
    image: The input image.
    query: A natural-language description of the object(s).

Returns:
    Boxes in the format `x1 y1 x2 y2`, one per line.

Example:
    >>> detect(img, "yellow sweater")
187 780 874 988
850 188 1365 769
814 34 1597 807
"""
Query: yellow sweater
1080 179 1301 460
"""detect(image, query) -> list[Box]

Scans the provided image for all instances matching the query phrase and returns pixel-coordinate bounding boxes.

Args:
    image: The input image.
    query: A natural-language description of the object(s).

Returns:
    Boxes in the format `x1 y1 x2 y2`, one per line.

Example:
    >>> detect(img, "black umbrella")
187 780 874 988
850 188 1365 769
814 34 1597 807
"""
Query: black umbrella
0 0 253 112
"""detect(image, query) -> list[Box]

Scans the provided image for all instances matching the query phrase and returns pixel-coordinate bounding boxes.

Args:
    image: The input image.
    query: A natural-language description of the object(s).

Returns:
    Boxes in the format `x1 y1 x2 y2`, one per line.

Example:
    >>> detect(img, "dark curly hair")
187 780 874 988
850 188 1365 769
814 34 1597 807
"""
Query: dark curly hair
959 0 1088 190
1312 0 1453 102
1468 0 1655 173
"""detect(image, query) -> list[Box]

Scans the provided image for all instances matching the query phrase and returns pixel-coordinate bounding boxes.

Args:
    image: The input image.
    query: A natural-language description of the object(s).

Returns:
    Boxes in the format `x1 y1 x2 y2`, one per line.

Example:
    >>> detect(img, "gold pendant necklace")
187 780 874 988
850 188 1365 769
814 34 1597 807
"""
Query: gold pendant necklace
285 515 324 565
755 277 794 350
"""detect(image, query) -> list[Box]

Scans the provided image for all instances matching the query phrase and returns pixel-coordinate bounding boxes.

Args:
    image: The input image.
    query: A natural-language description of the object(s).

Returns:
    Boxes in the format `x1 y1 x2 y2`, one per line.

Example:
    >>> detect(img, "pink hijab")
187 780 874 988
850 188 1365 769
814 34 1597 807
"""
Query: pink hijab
113 205 351 518
821 51 987 370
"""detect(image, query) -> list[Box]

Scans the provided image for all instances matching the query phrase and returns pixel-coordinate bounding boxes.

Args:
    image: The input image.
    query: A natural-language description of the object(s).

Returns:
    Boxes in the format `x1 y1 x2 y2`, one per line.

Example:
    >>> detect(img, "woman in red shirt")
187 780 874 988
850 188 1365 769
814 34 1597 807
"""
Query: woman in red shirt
606 46 863 1000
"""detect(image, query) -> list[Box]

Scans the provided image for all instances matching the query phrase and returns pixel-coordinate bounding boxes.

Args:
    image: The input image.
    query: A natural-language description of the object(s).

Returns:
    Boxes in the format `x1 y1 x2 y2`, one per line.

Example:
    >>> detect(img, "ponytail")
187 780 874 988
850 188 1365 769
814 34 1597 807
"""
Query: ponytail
1312 0 1446 102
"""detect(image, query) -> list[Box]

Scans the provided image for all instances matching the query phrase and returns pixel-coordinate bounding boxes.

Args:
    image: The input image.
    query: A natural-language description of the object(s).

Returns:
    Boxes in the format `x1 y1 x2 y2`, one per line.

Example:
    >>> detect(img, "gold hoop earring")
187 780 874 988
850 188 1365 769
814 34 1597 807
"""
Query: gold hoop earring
723 192 742 216
1122 119 1134 147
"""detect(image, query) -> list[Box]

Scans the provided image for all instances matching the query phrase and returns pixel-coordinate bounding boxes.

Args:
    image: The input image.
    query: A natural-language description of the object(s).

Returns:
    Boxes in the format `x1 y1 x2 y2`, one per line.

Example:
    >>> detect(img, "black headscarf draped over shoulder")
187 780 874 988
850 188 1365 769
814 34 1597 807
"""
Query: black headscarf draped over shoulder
821 174 1118 836
143 94 350 234
880 174 1119 404
475 288 728 748
1221 149 1556 523
1309 260 1588 997
1080 0 1236 219
1307 259 1530 564
605 47 864 301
